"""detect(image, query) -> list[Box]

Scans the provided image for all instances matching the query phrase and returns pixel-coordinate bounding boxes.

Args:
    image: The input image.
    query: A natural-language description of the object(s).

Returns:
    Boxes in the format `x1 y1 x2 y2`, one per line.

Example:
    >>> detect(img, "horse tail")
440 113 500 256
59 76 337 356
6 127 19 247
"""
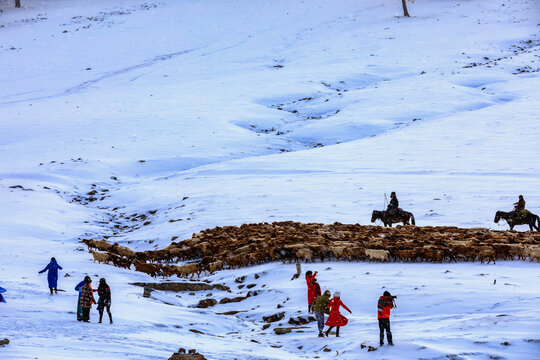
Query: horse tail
410 213 416 226
535 215 540 231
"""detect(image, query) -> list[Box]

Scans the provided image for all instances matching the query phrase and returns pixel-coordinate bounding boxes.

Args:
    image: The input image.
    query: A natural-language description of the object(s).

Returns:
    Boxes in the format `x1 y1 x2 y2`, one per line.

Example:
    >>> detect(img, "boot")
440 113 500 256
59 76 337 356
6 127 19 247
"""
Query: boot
318 332 324 338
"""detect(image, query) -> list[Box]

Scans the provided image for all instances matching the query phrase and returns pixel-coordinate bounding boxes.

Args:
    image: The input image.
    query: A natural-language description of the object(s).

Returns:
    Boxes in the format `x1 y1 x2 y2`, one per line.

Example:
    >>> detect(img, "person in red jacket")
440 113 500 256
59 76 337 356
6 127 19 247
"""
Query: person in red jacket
324 292 351 337
308 278 321 313
377 290 395 346
305 270 318 312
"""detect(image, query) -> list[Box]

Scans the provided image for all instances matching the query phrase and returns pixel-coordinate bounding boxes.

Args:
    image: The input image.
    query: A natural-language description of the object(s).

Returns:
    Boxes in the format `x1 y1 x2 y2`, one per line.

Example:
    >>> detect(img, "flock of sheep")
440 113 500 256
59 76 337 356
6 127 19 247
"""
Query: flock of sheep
82 222 540 278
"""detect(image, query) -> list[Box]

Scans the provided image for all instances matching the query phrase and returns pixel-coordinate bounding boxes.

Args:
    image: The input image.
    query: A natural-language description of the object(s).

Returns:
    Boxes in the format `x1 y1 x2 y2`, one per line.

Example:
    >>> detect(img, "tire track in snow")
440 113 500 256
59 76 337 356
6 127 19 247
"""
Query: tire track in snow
0 38 250 106
0 48 202 105
0 48 199 105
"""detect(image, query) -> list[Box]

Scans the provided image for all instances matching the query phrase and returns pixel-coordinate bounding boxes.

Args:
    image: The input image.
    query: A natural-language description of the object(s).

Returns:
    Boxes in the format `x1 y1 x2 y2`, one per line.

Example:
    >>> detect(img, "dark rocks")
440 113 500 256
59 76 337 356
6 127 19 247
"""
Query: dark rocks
195 299 217 308
219 295 247 304
216 310 246 315
0 338 9 346
272 326 310 335
131 282 230 292
274 327 292 335
169 348 207 360
288 315 316 325
263 312 285 323
235 276 246 284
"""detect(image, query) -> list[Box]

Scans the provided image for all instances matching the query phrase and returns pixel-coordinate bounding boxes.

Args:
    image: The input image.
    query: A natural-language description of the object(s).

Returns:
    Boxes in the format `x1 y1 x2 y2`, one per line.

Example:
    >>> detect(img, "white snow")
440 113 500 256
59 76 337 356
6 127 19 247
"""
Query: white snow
0 0 539 359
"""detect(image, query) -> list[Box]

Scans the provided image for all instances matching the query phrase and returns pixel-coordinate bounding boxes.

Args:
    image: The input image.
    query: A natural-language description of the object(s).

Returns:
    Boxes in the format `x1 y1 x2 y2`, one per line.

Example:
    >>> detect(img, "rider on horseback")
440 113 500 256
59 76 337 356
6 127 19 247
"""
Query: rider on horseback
513 195 529 219
387 192 400 217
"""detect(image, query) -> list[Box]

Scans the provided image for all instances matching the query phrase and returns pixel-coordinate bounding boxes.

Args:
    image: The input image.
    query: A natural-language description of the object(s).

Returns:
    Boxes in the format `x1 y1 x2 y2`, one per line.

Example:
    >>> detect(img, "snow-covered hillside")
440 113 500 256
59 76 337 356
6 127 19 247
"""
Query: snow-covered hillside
1 0 539 359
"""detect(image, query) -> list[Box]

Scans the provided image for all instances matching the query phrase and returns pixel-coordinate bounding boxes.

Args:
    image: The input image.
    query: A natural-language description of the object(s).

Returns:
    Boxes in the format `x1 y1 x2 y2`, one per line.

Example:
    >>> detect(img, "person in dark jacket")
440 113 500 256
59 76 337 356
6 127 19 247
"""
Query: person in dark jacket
312 290 331 337
80 276 96 322
97 278 113 324
38 257 63 295
75 279 86 321
513 195 529 217
387 192 399 211
378 290 395 346
0 286 6 303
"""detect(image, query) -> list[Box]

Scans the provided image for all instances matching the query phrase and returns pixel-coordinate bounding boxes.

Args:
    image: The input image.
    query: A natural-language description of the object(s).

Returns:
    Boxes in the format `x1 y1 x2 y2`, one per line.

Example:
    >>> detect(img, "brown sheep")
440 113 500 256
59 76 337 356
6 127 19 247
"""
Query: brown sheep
175 263 200 278
208 260 224 274
528 248 540 262
295 248 314 261
93 240 113 252
478 247 496 264
109 253 132 269
117 246 135 259
396 249 416 262
89 250 109 264
132 259 160 277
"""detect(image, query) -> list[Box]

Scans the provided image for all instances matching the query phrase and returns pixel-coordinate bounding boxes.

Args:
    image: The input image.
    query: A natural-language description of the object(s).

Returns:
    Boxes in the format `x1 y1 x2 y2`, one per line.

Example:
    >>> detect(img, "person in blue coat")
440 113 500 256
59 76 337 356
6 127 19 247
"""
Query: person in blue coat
0 287 6 303
75 278 86 321
39 257 63 295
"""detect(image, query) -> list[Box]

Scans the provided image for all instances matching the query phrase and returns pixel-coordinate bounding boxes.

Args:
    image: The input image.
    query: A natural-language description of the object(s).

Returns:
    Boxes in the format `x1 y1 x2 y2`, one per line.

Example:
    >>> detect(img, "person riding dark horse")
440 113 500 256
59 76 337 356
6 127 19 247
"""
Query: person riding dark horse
513 195 528 219
387 192 402 218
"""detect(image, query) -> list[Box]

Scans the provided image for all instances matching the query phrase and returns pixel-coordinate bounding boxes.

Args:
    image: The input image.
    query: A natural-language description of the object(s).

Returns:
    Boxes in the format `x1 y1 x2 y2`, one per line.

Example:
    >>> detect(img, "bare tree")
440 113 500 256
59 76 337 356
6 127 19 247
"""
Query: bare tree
402 0 411 17
15 0 21 8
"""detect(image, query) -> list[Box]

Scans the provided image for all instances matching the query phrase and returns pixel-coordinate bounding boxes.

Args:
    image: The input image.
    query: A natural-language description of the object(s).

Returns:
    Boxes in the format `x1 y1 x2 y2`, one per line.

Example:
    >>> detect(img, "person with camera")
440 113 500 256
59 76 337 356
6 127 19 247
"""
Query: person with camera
377 290 396 346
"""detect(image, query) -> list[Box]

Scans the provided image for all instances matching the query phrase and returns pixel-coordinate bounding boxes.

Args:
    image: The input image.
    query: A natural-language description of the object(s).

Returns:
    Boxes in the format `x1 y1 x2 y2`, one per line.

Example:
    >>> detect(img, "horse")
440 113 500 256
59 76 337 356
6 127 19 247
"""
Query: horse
494 210 539 231
371 209 415 227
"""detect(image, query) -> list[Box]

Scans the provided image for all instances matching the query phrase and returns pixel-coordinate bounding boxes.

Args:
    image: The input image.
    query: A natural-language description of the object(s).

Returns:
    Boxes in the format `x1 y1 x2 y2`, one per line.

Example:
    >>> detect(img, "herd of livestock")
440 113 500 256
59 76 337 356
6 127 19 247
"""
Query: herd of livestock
82 222 540 278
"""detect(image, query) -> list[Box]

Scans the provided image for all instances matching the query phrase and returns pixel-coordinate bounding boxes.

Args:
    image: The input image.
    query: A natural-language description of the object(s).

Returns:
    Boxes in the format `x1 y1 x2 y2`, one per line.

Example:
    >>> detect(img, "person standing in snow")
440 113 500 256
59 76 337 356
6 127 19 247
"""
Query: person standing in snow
97 278 113 324
305 270 318 312
309 278 322 312
38 257 63 295
80 276 96 322
377 290 395 346
75 278 86 321
325 291 351 337
312 290 331 337
0 286 6 303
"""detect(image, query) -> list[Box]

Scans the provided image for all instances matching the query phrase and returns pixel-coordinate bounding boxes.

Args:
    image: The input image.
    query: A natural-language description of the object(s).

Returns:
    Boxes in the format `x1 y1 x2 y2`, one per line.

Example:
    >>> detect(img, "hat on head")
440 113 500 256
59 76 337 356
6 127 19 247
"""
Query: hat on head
333 291 341 298
383 291 391 296
84 276 92 283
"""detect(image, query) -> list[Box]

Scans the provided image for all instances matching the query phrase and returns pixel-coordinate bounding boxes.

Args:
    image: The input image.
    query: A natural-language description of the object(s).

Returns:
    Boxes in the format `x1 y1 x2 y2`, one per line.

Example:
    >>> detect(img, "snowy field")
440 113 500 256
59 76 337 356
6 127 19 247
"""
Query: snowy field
1 0 539 359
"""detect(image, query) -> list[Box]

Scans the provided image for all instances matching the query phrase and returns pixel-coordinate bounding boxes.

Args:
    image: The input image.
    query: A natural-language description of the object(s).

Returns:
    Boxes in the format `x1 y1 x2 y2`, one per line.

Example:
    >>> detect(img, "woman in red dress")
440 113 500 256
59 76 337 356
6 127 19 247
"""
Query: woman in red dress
324 291 352 337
